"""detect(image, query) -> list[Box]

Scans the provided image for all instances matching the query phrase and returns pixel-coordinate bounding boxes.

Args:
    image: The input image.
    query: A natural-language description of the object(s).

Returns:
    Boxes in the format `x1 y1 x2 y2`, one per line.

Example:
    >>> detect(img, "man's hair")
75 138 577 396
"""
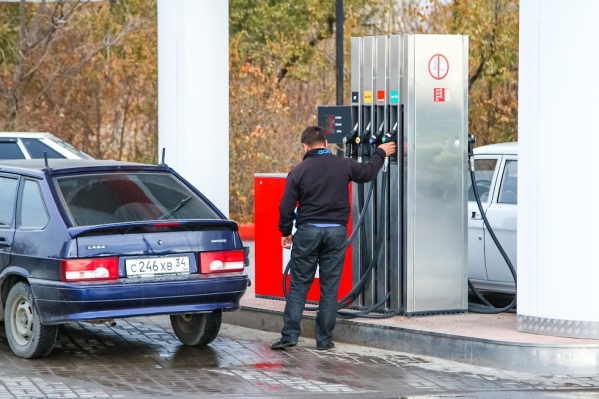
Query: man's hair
301 126 326 147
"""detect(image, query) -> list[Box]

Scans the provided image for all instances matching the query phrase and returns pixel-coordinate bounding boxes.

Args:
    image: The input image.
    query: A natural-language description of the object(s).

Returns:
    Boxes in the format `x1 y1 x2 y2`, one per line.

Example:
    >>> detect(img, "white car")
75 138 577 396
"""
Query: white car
0 132 92 160
468 142 517 294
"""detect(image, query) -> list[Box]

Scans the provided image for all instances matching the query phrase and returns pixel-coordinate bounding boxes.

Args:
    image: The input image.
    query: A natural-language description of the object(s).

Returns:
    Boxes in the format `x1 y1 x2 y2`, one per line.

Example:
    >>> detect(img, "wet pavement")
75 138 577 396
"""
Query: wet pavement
0 316 597 398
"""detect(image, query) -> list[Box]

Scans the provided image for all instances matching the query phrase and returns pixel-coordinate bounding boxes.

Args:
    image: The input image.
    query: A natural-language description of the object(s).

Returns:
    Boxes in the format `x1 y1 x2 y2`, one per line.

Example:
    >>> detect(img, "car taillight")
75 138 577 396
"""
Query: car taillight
152 222 180 227
61 258 119 282
199 250 244 273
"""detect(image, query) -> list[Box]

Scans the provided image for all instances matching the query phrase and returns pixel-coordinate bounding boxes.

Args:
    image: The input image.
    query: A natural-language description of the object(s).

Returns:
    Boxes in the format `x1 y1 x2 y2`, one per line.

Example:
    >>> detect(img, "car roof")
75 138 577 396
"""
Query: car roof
473 142 518 156
0 159 163 178
0 132 53 138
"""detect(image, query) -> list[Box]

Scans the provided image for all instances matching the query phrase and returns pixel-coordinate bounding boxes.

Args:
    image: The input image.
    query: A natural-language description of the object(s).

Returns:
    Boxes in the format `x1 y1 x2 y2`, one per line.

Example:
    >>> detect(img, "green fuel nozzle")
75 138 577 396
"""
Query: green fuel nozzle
381 122 398 144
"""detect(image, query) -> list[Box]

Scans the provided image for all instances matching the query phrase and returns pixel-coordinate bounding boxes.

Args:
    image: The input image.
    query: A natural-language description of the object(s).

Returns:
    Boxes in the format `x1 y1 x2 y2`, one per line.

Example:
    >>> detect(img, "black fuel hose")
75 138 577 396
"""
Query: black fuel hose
281 136 515 317
281 173 375 312
467 135 517 314
282 157 403 318
334 158 404 319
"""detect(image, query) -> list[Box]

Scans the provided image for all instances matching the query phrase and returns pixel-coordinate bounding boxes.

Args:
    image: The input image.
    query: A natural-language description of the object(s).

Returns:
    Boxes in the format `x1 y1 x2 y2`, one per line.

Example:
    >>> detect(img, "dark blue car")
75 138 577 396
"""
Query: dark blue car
0 159 249 358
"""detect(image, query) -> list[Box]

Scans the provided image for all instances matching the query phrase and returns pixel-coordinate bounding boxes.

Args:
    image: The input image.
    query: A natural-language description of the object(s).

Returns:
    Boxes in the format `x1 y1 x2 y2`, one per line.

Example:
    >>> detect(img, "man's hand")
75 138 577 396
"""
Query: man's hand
378 142 396 156
281 234 293 249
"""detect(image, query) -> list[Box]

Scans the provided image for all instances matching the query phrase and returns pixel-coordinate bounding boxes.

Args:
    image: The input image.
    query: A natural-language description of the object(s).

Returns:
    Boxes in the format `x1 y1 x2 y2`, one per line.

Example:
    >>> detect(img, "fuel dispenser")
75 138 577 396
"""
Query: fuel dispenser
318 34 469 316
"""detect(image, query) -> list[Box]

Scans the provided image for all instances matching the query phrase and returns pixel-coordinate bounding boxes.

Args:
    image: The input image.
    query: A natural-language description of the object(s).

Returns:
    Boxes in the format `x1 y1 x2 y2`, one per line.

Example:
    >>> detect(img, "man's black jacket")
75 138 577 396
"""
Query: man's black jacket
278 147 386 236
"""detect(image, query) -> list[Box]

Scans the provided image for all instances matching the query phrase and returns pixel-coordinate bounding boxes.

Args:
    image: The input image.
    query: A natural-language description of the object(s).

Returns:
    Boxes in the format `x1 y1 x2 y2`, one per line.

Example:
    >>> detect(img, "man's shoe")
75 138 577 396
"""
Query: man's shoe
271 338 297 350
316 342 335 350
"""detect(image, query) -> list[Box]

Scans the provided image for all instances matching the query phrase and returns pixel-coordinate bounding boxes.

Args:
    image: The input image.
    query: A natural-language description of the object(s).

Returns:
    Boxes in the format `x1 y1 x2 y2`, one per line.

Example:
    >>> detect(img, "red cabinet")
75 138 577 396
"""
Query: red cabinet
254 173 353 302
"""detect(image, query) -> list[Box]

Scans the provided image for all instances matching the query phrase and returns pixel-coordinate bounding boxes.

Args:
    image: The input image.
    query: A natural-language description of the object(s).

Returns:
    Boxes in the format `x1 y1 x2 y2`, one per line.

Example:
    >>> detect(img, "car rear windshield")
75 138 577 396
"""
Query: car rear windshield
54 172 220 226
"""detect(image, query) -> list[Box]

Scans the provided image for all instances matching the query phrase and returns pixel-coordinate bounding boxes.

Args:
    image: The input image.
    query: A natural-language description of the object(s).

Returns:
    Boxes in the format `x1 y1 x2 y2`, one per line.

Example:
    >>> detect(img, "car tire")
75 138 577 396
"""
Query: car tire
4 282 57 359
170 310 222 346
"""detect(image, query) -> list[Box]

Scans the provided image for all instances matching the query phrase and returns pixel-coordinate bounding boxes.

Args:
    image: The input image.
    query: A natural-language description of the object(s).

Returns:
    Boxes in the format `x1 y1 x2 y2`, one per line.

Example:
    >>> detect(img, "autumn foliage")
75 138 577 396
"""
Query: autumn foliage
0 0 519 223
229 0 519 222
0 0 157 162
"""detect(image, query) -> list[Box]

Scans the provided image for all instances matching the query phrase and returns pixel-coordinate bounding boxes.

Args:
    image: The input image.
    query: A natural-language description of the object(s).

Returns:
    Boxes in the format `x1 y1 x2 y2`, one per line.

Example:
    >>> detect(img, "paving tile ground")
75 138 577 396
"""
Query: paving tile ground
0 316 596 398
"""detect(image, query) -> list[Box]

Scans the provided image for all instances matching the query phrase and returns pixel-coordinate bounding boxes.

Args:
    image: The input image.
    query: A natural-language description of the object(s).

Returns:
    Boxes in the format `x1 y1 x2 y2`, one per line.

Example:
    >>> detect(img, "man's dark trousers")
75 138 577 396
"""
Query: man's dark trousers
281 224 347 347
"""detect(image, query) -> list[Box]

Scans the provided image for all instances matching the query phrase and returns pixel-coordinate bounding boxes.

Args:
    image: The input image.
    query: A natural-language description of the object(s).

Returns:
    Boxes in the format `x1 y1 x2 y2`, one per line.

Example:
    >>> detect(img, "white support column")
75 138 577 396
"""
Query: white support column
518 0 599 338
157 0 229 216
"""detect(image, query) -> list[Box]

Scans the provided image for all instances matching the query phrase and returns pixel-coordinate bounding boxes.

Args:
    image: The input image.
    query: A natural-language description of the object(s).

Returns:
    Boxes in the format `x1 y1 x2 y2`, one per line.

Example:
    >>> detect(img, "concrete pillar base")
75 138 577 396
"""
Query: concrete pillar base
518 315 599 339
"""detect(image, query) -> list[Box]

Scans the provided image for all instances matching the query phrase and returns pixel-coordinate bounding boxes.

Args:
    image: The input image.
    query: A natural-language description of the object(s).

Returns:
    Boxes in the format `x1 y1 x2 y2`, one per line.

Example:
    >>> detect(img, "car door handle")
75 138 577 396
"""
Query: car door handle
0 238 11 248
471 211 482 220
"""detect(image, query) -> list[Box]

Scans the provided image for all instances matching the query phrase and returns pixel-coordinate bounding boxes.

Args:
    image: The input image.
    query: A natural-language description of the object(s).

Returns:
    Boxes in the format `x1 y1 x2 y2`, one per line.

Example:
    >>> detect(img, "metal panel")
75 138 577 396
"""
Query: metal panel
362 37 375 103
374 36 389 308
388 35 402 311
360 36 376 307
389 36 401 105
403 34 468 314
461 36 469 309
403 35 416 313
351 37 362 109
375 36 388 109
361 36 375 150
350 37 363 306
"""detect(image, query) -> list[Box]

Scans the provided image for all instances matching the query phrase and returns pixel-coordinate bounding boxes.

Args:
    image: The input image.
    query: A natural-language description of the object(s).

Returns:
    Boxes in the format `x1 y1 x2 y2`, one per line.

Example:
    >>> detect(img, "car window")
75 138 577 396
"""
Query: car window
55 172 220 226
21 138 66 159
498 160 518 204
0 176 19 227
47 136 93 159
0 142 25 159
19 180 50 229
467 158 497 202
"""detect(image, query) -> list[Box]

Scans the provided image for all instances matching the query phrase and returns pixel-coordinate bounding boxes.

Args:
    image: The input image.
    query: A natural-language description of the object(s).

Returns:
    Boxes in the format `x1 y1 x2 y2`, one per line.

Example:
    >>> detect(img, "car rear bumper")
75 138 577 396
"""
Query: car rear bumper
29 274 248 325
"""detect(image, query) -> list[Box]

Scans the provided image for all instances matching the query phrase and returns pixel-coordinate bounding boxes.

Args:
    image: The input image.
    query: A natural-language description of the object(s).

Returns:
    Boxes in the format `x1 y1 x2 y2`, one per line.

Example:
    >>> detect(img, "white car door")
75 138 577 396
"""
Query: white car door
468 157 501 282
483 157 518 286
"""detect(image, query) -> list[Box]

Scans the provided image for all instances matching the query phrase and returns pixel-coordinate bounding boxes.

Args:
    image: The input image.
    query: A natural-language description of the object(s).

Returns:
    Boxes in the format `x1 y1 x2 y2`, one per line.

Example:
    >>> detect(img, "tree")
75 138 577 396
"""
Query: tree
228 0 389 222
459 0 519 145
398 0 519 145
0 0 158 161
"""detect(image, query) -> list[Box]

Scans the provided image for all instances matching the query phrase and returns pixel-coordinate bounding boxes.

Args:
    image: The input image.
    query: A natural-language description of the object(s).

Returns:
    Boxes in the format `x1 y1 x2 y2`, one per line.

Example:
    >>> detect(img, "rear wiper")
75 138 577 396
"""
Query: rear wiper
158 196 192 220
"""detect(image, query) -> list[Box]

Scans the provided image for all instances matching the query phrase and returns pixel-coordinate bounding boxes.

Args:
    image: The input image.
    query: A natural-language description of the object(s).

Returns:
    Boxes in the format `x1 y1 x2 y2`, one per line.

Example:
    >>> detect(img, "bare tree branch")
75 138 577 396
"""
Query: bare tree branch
7 0 89 125
36 19 144 100
469 54 486 91
21 29 54 90
24 1 84 54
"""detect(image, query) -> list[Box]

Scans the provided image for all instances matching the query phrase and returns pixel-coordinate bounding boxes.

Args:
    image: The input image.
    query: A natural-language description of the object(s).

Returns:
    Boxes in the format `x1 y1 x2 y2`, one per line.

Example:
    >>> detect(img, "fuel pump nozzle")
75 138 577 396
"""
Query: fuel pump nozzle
355 121 371 145
355 122 372 162
369 121 385 145
343 123 359 158
380 122 398 144
468 132 476 172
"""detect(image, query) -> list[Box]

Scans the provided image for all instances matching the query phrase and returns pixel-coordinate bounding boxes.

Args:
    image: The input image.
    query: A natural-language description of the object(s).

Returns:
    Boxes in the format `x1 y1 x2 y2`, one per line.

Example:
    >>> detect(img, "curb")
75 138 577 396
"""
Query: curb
223 306 599 375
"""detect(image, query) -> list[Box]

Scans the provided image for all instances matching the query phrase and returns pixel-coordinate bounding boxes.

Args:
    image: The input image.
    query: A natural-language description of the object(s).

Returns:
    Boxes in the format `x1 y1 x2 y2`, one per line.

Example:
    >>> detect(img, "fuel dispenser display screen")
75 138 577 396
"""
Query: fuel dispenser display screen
317 105 352 144
324 115 336 135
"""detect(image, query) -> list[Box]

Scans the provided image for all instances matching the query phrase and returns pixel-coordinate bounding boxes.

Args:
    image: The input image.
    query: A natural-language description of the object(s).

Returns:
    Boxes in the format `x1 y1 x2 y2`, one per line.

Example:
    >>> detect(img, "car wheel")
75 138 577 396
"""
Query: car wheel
4 282 57 359
170 310 222 346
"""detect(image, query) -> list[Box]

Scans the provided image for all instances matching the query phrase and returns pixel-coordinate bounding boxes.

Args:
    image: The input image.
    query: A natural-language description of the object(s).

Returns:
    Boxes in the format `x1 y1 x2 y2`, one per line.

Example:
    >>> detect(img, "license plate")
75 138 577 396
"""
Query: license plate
125 256 190 278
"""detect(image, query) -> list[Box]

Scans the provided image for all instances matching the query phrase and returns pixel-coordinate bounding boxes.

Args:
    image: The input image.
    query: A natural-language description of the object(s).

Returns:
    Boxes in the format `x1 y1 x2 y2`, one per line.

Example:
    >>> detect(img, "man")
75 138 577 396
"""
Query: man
272 125 396 351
